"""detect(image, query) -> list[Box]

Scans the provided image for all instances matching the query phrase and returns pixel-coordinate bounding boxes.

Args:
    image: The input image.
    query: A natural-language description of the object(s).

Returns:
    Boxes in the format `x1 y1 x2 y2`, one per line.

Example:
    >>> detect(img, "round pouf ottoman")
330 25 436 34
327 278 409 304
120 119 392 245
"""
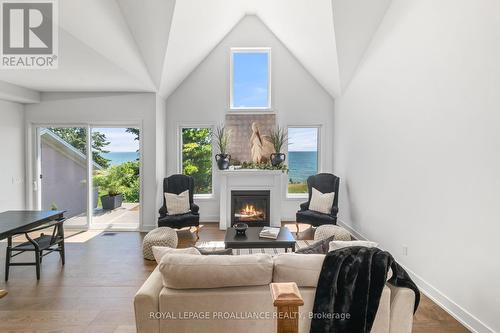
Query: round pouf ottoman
314 225 351 242
142 227 178 260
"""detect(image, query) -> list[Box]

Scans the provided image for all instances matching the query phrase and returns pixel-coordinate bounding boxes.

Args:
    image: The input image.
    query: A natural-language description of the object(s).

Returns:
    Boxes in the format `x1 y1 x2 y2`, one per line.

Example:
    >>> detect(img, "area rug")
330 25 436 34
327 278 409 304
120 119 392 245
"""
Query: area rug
195 240 314 256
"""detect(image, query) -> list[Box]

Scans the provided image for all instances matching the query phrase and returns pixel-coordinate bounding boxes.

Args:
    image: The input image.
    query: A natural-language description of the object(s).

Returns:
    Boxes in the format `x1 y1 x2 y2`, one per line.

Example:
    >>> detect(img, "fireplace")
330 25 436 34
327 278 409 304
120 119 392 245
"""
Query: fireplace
231 190 270 227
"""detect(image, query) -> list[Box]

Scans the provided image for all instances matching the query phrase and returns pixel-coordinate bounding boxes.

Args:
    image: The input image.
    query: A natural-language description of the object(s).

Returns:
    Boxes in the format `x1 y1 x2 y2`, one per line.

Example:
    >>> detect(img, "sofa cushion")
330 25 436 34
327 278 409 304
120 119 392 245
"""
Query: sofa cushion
273 253 325 287
152 246 200 263
158 212 199 229
159 253 273 289
159 285 276 333
296 209 336 226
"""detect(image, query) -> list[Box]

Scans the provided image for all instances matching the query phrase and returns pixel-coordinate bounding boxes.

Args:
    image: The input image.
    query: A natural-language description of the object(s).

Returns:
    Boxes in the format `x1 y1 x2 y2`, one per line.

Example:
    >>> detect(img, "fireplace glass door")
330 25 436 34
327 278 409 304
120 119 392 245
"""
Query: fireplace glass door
231 190 270 227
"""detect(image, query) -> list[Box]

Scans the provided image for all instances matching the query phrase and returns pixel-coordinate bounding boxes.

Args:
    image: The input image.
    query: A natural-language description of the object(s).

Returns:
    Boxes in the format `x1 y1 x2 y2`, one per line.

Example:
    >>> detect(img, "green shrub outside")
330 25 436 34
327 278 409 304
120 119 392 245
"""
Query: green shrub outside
93 161 140 204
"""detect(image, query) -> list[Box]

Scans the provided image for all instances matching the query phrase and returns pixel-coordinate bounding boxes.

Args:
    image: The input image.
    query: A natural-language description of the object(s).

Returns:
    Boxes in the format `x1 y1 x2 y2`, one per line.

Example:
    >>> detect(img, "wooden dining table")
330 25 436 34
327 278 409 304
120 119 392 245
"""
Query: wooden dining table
0 210 65 298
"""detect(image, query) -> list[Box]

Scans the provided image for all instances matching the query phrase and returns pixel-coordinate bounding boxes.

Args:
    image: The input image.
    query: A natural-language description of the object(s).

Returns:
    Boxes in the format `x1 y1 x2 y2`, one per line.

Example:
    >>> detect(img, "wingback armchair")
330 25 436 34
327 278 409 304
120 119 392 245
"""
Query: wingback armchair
158 175 200 239
296 173 340 234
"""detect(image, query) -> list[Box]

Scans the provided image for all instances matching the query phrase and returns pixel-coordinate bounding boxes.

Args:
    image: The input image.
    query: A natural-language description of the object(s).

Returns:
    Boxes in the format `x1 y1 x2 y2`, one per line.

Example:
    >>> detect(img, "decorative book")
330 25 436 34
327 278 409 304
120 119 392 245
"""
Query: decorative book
259 227 280 239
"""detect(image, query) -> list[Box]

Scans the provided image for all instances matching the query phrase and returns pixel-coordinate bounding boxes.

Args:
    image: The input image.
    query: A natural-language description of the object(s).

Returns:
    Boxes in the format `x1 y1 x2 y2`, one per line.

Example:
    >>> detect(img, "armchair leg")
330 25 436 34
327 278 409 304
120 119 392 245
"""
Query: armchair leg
195 226 200 240
295 223 300 238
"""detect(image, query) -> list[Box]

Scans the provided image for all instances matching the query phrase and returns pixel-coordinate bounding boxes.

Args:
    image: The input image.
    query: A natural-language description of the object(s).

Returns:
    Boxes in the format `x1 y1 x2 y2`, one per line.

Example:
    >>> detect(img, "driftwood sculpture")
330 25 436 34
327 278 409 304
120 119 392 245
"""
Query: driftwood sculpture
250 122 275 163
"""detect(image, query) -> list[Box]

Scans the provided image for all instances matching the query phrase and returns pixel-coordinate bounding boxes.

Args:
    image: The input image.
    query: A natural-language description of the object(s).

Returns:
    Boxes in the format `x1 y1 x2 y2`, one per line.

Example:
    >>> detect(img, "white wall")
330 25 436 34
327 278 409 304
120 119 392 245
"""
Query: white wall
334 1 500 332
155 95 167 217
24 92 161 231
0 100 25 211
166 15 335 221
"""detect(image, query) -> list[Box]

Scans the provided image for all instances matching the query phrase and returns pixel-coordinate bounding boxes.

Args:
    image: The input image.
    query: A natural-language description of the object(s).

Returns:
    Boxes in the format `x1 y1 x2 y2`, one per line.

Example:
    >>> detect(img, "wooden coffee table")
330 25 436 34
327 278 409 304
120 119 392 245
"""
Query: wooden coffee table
224 226 296 252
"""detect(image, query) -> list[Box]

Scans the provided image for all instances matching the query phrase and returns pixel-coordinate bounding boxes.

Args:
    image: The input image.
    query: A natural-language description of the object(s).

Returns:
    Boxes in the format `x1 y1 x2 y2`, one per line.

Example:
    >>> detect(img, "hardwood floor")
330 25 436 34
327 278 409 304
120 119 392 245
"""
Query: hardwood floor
0 223 468 332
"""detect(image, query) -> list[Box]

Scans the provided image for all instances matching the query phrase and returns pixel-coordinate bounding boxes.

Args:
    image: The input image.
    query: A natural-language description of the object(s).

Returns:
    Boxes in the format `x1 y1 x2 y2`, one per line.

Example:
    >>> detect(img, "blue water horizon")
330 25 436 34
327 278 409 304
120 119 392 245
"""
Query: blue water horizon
288 151 317 183
103 152 139 166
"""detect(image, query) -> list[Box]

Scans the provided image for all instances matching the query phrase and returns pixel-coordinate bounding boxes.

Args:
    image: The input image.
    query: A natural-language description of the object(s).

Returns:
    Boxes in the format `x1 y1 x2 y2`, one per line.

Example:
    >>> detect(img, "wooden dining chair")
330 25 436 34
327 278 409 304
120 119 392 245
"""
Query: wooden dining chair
5 218 66 281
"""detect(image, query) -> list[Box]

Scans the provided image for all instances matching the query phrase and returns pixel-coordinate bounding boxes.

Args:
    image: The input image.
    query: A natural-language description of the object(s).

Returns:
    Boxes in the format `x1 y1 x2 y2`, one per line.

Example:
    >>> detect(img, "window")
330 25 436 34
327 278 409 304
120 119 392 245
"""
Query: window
230 48 271 109
287 127 319 194
181 127 213 195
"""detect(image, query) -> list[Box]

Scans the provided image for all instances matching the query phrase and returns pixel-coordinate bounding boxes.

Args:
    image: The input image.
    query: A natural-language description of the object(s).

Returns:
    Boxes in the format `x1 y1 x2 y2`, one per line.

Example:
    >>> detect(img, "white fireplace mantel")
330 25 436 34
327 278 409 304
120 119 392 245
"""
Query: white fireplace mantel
218 169 285 230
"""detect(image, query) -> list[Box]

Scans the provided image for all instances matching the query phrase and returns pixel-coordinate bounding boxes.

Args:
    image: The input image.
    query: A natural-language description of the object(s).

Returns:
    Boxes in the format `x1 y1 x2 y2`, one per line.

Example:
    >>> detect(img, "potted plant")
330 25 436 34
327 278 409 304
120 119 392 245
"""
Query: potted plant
101 185 123 210
269 126 288 166
213 123 231 170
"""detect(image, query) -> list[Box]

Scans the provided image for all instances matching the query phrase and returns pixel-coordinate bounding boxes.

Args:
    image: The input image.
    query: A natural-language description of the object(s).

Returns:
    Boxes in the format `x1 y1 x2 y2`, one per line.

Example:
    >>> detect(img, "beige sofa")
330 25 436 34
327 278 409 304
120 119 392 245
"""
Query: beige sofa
134 253 416 333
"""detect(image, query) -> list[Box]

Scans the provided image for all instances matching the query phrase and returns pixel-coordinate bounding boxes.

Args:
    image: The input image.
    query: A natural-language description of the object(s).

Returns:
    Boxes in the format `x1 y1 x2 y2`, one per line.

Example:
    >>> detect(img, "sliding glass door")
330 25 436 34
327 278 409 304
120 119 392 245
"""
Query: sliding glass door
35 125 141 229
38 127 89 227
91 127 140 228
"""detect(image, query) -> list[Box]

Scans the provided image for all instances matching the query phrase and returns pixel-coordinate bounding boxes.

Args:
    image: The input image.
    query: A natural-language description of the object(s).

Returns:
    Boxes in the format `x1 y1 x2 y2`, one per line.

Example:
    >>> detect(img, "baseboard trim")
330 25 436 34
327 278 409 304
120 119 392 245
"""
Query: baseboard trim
337 220 368 241
337 219 495 333
399 263 494 333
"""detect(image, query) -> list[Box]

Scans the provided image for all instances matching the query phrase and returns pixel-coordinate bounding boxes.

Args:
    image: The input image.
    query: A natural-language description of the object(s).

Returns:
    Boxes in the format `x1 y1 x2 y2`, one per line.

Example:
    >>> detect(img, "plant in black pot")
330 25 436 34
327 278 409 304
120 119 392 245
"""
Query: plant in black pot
270 126 288 167
101 185 123 210
213 123 231 170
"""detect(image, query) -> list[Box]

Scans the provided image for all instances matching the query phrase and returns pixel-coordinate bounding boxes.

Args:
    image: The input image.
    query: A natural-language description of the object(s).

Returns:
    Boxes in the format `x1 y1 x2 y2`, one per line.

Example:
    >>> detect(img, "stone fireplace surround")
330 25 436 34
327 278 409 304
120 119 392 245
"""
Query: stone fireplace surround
218 169 284 230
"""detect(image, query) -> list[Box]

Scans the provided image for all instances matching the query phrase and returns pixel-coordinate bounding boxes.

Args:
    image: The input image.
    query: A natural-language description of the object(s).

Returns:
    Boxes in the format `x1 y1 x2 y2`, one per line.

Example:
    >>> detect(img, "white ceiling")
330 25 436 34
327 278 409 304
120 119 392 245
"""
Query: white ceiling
117 0 176 88
0 0 392 101
0 0 155 92
332 0 392 91
159 0 341 98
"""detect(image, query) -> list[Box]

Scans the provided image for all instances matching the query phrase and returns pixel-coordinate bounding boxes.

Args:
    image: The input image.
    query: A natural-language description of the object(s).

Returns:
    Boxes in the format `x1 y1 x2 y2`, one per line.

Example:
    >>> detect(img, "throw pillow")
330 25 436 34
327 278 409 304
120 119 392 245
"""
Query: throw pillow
328 240 378 252
309 187 335 214
196 247 233 255
296 235 335 254
164 190 190 215
152 246 200 263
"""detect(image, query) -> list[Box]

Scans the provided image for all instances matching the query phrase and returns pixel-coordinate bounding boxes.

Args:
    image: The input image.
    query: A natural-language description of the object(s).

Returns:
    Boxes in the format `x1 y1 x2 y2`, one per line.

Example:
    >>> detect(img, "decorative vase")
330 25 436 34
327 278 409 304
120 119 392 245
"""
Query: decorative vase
215 153 231 170
270 153 286 167
234 223 248 235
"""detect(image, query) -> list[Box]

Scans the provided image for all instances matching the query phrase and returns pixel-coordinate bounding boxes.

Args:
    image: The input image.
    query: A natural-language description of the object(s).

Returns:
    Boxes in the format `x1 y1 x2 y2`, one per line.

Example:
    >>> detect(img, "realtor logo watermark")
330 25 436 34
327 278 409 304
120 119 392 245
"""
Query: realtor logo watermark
1 0 58 68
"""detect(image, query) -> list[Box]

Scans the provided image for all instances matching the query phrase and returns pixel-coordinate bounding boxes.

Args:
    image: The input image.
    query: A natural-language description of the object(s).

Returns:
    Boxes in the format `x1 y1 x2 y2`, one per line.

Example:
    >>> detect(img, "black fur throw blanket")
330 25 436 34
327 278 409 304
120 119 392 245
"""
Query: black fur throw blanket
310 246 420 333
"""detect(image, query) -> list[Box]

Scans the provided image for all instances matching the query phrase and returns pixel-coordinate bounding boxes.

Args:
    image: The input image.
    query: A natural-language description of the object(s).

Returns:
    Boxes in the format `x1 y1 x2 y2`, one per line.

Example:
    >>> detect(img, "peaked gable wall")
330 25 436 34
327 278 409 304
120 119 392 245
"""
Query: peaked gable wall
166 15 335 221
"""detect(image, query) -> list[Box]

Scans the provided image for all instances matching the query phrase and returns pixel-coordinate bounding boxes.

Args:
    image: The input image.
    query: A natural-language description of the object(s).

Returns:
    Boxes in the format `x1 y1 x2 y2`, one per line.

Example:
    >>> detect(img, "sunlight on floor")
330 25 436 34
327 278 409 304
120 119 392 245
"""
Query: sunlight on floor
64 230 104 243
64 202 140 229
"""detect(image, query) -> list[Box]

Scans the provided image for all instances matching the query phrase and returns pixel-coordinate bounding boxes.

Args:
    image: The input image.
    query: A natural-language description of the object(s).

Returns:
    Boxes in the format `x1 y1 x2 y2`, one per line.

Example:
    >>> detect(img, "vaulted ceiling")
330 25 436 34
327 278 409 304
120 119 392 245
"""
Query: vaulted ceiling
0 0 392 102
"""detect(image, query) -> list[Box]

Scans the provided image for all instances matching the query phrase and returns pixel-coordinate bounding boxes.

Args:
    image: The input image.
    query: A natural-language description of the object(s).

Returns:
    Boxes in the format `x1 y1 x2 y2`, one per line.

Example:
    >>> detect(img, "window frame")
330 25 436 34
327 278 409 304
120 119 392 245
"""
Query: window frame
230 47 272 111
286 125 322 198
178 124 215 198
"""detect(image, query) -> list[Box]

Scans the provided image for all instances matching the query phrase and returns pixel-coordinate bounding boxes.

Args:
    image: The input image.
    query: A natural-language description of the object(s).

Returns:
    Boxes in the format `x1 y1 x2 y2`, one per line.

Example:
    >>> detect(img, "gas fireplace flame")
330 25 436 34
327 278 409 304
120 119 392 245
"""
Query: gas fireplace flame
237 204 264 219
241 204 258 216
